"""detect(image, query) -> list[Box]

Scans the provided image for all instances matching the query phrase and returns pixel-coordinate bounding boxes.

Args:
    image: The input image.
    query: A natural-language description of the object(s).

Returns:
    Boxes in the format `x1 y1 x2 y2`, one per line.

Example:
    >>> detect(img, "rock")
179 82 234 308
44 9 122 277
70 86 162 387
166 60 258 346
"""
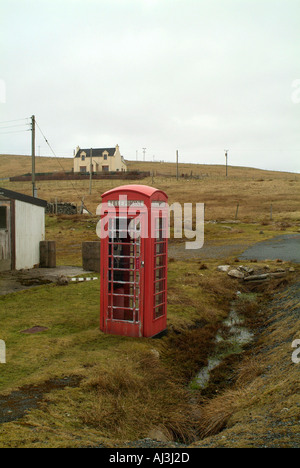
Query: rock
243 274 269 282
147 426 173 443
150 349 160 359
228 269 245 279
238 266 254 274
270 272 287 278
217 265 231 272
56 276 69 286
289 267 295 273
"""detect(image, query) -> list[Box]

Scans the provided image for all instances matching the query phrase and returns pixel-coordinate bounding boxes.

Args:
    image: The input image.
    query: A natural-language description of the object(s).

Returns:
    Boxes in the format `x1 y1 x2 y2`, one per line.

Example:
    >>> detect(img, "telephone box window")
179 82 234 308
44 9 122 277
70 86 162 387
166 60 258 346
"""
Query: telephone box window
108 217 141 323
153 217 167 319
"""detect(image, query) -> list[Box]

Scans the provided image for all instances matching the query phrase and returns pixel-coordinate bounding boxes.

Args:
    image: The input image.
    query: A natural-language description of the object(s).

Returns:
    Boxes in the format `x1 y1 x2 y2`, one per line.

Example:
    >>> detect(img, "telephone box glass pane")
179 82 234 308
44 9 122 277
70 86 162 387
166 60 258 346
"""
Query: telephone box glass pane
108 217 141 323
153 217 167 319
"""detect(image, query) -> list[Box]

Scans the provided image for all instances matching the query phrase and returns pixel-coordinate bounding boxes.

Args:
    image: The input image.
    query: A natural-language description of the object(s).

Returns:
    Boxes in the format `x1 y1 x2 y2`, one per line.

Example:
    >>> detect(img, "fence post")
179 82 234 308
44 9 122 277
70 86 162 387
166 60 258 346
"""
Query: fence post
235 203 240 220
270 204 273 221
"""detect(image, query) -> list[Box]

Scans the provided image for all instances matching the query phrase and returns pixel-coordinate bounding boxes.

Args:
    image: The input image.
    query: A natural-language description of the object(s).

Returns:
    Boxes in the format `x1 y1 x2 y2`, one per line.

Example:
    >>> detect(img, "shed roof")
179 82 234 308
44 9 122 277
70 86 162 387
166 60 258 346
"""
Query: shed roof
101 185 168 199
0 187 47 208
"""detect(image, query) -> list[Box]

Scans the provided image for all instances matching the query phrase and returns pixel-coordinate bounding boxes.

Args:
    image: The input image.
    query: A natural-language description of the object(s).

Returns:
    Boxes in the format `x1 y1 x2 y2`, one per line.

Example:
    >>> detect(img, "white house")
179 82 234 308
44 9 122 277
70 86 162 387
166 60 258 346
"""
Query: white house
0 188 47 271
74 144 127 173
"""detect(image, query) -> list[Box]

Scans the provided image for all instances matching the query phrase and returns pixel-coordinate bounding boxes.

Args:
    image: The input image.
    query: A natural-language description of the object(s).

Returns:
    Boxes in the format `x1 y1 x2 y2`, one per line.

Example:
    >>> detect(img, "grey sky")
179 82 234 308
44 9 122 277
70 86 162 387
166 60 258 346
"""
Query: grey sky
1 0 300 172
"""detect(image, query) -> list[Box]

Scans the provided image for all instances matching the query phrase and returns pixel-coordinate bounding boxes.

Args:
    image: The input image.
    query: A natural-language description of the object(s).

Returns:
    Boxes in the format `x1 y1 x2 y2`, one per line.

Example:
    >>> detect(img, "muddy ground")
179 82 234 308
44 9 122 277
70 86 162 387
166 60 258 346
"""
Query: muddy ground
0 266 91 296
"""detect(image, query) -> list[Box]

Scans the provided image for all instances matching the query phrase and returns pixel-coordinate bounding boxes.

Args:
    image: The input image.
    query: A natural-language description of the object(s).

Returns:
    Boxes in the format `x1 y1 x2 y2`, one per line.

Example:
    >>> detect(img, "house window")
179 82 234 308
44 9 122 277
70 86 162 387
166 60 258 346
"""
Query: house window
0 206 7 229
102 166 109 172
81 154 85 161
104 154 108 160
80 166 87 173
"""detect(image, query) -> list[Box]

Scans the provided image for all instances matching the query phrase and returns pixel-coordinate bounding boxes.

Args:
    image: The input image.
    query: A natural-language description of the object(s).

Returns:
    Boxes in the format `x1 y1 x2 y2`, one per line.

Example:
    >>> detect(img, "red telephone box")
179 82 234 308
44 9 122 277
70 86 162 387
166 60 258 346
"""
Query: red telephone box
100 185 168 338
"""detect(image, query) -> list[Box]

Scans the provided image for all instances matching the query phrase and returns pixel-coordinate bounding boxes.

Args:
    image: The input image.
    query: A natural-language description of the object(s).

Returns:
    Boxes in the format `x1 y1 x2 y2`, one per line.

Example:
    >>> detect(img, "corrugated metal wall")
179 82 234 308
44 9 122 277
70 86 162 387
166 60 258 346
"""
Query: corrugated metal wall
15 200 45 270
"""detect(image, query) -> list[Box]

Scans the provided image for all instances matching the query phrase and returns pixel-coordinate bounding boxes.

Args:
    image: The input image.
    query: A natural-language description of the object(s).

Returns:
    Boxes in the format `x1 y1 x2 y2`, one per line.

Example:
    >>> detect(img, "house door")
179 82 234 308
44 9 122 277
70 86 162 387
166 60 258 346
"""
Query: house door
103 215 145 337
0 202 11 272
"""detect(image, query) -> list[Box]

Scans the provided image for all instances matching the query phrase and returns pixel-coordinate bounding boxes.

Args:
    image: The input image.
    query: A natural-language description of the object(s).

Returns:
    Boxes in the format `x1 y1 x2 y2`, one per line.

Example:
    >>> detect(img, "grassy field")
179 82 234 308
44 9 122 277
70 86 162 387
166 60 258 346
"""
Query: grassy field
0 250 299 447
1 155 300 224
0 155 299 447
0 257 236 447
0 154 72 178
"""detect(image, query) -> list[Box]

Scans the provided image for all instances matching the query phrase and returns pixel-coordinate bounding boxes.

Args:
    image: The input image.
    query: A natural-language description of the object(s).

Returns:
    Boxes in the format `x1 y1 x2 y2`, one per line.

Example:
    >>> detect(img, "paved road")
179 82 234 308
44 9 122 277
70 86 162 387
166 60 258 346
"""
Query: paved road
240 234 300 263
168 241 249 261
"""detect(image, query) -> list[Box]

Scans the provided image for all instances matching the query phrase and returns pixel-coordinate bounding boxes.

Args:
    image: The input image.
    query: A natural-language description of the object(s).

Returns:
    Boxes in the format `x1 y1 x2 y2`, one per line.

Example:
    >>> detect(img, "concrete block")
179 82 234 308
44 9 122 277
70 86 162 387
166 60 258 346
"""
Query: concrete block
82 241 100 272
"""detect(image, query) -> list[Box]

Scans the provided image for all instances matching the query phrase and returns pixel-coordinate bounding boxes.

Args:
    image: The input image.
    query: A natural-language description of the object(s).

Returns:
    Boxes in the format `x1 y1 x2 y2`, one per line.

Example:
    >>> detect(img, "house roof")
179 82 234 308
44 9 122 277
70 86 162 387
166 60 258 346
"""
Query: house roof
0 187 47 208
75 148 116 158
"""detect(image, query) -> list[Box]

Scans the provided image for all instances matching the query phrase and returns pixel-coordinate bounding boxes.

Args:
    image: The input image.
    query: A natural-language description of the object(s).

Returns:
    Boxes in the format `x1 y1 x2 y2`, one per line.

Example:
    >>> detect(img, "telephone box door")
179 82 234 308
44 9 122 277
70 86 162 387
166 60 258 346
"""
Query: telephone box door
101 215 145 337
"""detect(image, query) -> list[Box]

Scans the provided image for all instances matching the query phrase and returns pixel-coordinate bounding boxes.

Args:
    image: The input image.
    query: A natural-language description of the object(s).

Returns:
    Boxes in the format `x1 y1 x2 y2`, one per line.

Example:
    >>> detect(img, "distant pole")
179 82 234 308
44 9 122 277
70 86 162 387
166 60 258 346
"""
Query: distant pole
31 115 36 197
176 150 179 181
270 204 273 221
225 150 229 177
143 148 146 161
89 148 93 195
235 202 240 220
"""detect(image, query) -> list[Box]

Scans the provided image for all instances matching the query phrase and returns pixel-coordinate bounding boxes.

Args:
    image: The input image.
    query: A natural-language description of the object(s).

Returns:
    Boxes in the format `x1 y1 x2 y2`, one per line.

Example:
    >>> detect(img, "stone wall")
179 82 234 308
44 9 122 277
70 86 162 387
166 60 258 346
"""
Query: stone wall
46 202 77 215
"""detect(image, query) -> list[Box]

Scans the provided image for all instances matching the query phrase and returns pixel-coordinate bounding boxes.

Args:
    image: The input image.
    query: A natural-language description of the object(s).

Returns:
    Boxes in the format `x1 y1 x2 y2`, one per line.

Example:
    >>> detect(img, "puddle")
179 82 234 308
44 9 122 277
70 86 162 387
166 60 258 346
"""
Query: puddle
0 376 81 424
192 302 254 390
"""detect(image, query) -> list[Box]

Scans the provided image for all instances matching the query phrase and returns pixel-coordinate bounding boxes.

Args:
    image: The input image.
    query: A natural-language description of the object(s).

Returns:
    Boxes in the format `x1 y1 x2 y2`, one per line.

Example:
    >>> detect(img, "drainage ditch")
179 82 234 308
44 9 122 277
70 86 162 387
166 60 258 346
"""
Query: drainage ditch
191 293 255 392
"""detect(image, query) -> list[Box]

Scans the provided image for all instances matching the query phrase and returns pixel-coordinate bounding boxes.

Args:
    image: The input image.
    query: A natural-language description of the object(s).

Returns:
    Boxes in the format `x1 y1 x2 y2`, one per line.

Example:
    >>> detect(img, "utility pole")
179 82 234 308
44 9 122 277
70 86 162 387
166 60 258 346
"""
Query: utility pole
225 149 229 177
176 150 179 181
31 115 36 197
89 148 93 195
143 148 146 162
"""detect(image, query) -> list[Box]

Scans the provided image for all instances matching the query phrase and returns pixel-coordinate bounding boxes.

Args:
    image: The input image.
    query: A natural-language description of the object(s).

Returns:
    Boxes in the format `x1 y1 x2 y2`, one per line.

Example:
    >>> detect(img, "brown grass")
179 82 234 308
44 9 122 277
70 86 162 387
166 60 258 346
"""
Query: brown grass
1 155 300 223
80 352 196 443
197 388 250 439
0 154 72 178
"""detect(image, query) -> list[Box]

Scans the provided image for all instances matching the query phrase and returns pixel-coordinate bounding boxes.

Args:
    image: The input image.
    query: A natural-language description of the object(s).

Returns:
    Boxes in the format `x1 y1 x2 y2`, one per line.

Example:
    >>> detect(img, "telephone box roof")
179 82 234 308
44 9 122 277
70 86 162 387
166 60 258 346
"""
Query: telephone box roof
101 185 168 200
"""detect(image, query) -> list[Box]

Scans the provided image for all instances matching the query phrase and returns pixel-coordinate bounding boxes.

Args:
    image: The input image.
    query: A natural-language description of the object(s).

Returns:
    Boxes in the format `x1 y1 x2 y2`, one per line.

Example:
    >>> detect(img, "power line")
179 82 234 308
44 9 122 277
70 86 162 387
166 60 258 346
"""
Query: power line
0 128 30 135
0 117 30 125
0 123 30 130
35 119 84 202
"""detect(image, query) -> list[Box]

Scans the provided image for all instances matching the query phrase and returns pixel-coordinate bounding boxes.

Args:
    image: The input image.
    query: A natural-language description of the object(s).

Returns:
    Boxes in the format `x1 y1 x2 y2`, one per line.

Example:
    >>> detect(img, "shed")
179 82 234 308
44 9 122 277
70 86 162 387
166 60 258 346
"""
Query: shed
0 188 47 271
